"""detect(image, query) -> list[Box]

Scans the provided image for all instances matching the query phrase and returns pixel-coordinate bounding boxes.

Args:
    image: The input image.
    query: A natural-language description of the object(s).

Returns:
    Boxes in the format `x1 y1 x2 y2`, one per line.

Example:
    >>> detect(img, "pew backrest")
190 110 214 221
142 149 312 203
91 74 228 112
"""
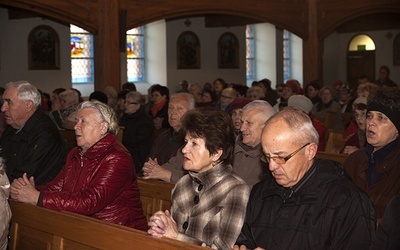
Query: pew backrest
137 178 174 221
9 201 205 250
316 151 348 165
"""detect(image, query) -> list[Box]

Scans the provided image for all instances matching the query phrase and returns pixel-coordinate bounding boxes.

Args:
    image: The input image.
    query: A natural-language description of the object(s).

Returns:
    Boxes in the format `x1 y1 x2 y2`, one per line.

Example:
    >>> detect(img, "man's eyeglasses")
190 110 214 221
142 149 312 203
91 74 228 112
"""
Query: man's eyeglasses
260 143 310 164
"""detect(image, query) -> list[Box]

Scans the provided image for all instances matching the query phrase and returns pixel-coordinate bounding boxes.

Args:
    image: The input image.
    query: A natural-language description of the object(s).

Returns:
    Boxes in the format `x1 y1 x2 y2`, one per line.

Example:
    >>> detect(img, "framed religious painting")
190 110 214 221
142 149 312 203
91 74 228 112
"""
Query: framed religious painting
177 31 200 69
218 32 239 69
28 25 60 70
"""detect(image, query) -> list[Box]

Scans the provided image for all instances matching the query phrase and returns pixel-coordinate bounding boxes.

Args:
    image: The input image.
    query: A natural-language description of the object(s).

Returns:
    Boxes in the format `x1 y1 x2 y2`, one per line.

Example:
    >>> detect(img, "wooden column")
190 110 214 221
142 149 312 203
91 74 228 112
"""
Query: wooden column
303 0 322 86
95 0 121 92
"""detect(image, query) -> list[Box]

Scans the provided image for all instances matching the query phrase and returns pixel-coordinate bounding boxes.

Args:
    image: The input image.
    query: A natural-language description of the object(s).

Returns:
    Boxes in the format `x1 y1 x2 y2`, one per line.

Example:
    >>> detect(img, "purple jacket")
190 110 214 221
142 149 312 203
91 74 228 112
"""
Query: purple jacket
39 133 148 231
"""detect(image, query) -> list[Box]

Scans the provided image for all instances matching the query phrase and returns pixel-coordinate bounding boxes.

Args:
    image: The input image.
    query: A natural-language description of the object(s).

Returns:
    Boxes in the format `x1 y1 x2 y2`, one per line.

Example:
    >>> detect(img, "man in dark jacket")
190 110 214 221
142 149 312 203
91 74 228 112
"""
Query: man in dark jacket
142 92 195 182
0 81 68 185
234 108 376 250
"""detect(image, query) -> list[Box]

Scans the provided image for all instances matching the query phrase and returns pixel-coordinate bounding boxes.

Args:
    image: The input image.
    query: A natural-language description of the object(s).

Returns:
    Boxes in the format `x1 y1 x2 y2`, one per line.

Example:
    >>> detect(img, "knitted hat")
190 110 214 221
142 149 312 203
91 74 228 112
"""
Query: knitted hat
368 100 400 133
288 95 313 114
229 97 252 114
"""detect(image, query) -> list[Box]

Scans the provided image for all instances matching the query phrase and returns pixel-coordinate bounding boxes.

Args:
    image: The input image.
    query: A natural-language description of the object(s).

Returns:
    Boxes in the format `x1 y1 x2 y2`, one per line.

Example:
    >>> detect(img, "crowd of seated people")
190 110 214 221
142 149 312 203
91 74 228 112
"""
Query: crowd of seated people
1 72 400 249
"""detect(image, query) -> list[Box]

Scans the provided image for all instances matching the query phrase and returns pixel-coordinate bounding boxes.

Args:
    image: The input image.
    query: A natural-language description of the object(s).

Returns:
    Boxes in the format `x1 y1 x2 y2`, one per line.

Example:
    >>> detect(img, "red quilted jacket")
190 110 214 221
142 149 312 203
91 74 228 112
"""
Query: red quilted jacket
38 133 148 231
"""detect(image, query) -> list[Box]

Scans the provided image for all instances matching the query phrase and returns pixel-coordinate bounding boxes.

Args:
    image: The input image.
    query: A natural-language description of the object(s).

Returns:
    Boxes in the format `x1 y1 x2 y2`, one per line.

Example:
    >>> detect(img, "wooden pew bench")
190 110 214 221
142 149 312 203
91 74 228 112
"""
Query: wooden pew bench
9 200 205 250
316 151 348 165
137 178 174 221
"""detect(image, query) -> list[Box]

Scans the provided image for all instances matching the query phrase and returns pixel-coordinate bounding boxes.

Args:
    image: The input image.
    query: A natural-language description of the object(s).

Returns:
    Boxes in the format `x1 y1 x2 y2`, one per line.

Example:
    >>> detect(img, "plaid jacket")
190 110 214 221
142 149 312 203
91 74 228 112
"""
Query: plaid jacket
171 163 250 249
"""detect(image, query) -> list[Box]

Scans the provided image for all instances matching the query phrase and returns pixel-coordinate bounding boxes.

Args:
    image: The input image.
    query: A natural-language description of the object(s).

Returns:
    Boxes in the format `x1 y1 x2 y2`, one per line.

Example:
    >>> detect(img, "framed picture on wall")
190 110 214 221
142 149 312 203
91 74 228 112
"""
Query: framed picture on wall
28 25 60 70
394 33 400 65
177 31 200 69
218 32 239 69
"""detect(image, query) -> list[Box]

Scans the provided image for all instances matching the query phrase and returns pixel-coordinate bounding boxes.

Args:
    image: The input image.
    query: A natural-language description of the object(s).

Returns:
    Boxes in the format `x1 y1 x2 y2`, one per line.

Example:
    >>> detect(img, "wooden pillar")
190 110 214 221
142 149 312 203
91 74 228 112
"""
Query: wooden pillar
95 0 121 92
303 0 322 86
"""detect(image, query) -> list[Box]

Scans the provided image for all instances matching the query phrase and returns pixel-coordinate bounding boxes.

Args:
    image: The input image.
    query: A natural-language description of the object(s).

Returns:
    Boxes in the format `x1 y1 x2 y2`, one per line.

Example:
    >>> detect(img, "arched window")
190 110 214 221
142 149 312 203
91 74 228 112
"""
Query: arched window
70 25 94 83
348 34 375 51
283 30 291 82
127 26 145 82
246 25 255 80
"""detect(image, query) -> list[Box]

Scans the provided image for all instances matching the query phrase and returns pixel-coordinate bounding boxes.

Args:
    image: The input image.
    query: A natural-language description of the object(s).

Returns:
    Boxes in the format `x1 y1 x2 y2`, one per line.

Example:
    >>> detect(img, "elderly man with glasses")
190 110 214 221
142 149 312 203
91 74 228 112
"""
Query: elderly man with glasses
234 108 376 250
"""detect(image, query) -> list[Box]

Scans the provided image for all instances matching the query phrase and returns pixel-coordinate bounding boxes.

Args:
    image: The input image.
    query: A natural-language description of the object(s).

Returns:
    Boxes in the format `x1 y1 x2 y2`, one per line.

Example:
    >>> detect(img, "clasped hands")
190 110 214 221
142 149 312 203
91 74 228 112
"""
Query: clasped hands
147 210 178 239
142 158 171 182
10 173 40 205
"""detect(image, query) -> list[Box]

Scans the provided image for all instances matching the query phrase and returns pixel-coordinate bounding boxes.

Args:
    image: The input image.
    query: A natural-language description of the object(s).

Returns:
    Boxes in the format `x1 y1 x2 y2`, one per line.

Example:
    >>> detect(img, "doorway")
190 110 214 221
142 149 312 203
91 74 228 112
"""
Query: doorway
346 34 375 90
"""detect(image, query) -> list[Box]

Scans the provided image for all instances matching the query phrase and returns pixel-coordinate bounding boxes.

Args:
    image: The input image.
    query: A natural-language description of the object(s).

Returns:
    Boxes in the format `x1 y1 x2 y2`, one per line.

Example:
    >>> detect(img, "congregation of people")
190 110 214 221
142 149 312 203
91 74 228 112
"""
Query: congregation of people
0 63 399 249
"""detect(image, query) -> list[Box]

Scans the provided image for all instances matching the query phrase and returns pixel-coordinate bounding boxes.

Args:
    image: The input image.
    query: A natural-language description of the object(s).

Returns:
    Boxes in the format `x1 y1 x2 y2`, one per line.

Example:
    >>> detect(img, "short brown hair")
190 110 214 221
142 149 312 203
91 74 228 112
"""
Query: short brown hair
181 107 235 164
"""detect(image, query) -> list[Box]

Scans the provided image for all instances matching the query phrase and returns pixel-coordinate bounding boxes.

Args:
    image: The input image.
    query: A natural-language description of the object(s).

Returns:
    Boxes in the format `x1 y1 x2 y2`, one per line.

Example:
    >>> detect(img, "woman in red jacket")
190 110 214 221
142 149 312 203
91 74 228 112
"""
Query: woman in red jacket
10 101 148 231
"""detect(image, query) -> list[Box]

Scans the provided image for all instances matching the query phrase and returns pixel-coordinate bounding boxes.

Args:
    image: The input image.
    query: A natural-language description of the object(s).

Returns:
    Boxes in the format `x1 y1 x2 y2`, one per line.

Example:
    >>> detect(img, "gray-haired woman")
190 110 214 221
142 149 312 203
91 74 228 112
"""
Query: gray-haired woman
11 101 148 230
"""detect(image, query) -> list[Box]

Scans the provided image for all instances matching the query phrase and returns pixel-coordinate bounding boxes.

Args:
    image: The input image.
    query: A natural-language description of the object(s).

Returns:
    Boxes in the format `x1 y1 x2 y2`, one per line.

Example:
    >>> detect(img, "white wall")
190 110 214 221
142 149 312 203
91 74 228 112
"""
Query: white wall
323 29 400 86
254 23 277 87
166 17 246 92
0 8 72 95
142 20 167 94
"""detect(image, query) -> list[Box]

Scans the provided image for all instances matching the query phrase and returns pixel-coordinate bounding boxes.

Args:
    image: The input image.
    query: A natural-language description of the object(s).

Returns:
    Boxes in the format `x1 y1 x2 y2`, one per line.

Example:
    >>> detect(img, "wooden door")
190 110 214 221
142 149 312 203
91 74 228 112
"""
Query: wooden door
347 50 375 90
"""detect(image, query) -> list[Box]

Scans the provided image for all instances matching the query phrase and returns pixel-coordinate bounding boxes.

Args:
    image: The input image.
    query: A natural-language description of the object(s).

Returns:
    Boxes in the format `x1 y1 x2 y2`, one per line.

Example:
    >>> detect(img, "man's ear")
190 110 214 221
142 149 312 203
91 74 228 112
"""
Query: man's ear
25 100 34 112
307 142 318 160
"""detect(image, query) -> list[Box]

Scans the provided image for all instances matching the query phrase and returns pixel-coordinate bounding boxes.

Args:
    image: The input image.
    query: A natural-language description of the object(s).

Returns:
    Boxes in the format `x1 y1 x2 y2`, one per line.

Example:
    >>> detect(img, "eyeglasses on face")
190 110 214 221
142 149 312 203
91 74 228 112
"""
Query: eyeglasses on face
260 143 311 164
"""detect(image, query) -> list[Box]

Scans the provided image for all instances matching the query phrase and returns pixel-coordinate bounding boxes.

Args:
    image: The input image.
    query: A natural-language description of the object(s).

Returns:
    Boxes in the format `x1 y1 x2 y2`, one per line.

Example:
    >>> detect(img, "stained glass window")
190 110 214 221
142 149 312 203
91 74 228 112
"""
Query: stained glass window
246 25 255 80
70 25 94 83
283 30 291 82
127 27 145 82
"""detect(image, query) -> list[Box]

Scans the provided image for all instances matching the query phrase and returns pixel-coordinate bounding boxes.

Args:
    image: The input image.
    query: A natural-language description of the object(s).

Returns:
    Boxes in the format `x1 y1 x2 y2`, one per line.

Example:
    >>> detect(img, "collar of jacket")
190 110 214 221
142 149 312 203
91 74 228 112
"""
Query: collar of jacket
235 135 262 156
364 138 400 173
12 107 45 136
74 133 116 160
189 163 233 189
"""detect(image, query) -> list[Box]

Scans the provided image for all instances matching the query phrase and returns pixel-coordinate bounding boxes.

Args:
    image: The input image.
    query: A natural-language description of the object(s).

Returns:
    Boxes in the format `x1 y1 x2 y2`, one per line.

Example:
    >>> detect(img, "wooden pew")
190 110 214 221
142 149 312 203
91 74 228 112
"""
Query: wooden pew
137 178 174 221
324 129 346 154
316 151 348 165
9 201 205 250
58 129 77 151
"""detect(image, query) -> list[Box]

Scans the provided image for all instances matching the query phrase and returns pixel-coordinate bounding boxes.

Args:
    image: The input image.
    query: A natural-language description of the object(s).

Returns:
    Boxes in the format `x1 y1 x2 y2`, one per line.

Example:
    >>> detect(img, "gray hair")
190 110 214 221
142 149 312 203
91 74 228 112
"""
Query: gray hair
189 82 203 92
170 92 196 110
126 91 144 104
265 107 319 145
59 89 80 107
246 86 265 99
77 101 119 135
243 100 276 128
222 87 238 98
6 81 41 108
